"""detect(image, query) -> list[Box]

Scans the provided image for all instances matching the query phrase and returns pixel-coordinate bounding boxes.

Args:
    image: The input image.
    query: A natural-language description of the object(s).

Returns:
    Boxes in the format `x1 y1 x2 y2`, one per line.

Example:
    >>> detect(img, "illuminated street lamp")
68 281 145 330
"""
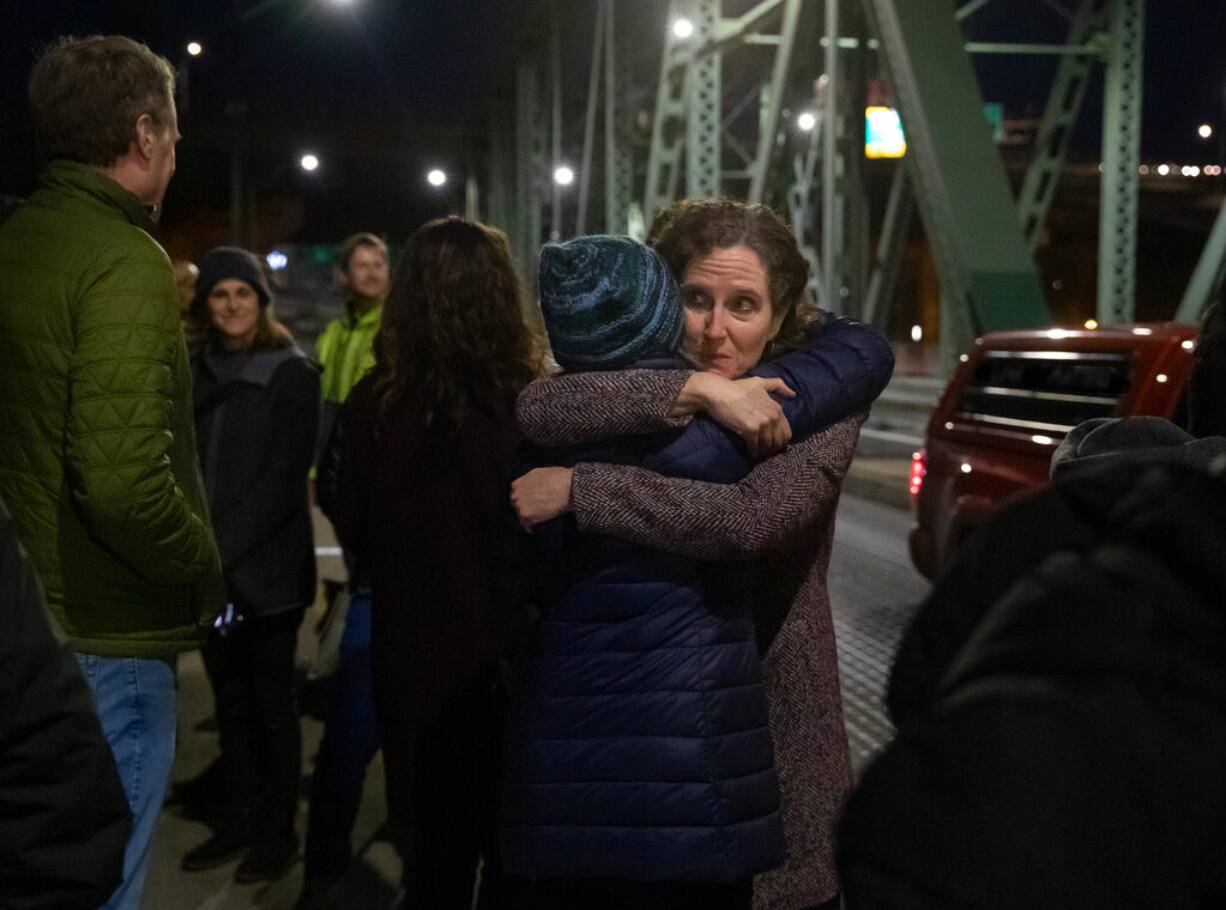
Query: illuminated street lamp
300 153 320 172
553 165 575 186
1199 123 1214 140
672 17 695 40
427 168 447 187
797 111 817 132
186 41 203 57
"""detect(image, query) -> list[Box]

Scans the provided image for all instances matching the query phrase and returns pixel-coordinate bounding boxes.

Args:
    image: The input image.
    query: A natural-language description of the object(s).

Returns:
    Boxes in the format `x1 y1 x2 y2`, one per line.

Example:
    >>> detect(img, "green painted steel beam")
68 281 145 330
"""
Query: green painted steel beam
686 0 723 200
863 0 1050 369
1018 0 1107 250
1097 0 1144 324
1176 198 1226 323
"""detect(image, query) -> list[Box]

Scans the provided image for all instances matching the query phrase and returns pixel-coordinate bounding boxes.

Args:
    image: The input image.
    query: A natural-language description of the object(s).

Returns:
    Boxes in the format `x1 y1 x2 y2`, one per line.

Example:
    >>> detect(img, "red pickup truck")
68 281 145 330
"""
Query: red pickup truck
908 322 1200 579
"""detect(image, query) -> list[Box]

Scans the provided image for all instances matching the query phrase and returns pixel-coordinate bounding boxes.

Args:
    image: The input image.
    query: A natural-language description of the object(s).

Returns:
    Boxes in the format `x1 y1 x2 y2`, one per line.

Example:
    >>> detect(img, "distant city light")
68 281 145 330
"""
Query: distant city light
427 169 447 187
186 41 203 57
1183 339 1197 351
1131 327 1153 336
1155 373 1169 383
266 251 288 271
300 154 320 172
1138 165 1150 175
672 18 695 39
959 462 973 474
1199 123 1214 139
1156 163 1171 176
1084 319 1098 330
910 324 923 343
553 165 575 186
1183 165 1202 177
797 111 817 132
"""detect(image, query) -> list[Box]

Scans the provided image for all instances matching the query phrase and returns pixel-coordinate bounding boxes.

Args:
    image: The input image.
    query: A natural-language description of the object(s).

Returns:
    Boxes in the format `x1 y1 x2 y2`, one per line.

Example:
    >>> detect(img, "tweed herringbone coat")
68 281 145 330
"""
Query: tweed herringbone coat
517 370 867 909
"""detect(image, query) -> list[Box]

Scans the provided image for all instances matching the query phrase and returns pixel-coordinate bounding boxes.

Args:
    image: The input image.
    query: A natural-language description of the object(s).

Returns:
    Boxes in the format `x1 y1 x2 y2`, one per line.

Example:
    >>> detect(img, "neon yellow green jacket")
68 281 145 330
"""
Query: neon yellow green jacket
316 302 382 405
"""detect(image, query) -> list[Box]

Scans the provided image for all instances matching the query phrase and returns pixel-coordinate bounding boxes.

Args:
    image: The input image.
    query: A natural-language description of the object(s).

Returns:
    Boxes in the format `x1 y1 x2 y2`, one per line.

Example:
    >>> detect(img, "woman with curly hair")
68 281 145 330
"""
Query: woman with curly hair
331 217 544 908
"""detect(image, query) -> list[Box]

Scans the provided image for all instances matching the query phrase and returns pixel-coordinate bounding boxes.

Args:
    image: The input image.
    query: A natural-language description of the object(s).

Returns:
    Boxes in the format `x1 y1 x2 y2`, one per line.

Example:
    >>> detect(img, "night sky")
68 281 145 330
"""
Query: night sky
2 0 1224 256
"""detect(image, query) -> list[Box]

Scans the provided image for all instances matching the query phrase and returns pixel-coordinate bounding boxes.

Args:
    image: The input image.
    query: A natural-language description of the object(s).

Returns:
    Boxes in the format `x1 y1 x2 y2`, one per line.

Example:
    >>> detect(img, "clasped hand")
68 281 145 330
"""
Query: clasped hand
511 466 574 533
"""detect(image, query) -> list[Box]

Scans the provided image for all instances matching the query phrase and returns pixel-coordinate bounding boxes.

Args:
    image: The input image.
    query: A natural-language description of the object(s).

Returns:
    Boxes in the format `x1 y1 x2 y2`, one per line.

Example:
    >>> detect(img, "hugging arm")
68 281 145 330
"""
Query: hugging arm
515 312 892 455
570 413 865 561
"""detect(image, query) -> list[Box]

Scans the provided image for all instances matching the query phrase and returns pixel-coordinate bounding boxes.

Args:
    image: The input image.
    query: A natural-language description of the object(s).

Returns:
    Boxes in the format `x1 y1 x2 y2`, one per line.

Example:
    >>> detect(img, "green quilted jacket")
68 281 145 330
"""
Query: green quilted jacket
0 160 224 657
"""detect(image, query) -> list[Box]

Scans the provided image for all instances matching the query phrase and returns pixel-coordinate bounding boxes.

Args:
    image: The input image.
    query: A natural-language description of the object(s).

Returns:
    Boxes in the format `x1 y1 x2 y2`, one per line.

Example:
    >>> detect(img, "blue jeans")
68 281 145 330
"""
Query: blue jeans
75 654 177 910
304 594 381 878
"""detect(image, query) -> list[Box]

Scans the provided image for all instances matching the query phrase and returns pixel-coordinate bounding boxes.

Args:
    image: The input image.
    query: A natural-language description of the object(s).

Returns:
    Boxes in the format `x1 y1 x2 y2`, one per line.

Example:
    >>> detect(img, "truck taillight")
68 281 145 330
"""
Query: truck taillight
910 449 927 496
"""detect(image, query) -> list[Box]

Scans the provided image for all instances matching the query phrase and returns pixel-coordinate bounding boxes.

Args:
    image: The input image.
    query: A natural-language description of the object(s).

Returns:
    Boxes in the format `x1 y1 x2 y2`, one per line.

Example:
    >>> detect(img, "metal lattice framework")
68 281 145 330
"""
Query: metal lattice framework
686 0 723 201
1097 0 1145 324
1017 0 1109 249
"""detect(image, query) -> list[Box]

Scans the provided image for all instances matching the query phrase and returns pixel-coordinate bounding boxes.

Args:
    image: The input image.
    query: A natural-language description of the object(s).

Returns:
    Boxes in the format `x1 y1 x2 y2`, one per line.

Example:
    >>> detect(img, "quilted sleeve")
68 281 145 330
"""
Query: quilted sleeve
64 247 220 586
753 313 894 436
571 413 866 561
515 369 693 445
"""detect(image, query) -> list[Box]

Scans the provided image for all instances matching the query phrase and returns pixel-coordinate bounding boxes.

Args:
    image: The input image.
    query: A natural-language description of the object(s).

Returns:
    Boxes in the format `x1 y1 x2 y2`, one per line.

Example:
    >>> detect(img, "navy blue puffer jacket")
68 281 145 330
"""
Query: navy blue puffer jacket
500 315 893 882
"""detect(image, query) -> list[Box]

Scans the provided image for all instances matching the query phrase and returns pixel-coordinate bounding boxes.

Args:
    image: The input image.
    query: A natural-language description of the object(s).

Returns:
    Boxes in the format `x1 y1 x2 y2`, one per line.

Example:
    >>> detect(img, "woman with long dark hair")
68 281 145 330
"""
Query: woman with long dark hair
331 217 544 908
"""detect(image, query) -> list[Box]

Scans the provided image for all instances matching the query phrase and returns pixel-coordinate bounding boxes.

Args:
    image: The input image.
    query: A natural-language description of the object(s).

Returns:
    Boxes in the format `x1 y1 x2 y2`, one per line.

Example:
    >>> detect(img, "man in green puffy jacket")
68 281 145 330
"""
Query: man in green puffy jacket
0 35 224 910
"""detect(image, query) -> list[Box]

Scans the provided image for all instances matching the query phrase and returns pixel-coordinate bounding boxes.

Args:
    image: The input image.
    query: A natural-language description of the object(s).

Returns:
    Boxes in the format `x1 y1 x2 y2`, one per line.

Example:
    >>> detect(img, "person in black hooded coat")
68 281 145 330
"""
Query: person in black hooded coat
838 298 1226 909
0 491 132 909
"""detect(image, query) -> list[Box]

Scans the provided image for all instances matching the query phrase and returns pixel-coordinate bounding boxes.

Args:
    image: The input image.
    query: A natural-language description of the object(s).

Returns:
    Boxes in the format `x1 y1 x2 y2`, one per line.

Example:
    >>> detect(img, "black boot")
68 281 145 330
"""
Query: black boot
235 834 299 883
182 820 252 871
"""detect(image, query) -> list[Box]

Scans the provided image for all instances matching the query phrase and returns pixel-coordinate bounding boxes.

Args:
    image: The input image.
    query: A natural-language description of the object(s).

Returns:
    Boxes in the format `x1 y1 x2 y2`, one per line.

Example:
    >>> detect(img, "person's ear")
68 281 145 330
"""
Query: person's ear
767 306 786 341
134 113 157 162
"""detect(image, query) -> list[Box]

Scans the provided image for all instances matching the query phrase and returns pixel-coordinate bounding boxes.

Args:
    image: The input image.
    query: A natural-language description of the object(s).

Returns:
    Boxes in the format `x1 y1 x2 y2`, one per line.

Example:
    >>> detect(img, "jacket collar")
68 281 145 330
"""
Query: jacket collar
202 342 307 388
36 159 155 231
344 296 383 328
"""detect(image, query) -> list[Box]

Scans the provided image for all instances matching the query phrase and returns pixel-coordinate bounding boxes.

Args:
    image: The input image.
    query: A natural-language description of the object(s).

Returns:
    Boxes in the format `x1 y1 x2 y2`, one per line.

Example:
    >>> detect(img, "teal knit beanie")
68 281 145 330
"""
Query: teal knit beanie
538 235 683 372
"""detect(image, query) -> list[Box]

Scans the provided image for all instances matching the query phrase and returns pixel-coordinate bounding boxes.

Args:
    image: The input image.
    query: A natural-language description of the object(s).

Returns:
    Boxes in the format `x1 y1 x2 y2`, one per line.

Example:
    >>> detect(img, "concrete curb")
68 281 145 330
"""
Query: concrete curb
844 458 913 512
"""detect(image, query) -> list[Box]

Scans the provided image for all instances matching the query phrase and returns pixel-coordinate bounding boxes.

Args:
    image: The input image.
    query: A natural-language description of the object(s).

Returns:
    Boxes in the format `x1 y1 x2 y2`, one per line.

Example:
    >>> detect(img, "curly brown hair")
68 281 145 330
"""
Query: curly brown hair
369 217 545 434
647 199 815 345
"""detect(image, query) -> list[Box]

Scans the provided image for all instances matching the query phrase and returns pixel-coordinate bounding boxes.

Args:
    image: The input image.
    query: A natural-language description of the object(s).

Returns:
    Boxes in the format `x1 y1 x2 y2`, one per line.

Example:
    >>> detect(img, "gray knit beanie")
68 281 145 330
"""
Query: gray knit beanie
191 246 273 322
538 235 683 372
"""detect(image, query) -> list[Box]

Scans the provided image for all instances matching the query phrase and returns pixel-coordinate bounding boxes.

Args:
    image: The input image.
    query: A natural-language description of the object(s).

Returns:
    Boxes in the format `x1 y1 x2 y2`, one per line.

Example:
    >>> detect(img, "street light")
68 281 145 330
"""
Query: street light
186 41 203 57
300 153 320 172
672 18 695 40
553 165 575 186
427 168 447 187
797 111 817 132
1199 123 1214 140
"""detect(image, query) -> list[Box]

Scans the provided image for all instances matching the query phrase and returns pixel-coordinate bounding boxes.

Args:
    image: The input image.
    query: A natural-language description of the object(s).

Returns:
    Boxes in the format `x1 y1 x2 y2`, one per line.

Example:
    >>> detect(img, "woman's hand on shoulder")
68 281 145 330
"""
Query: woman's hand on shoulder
511 466 575 532
676 372 795 459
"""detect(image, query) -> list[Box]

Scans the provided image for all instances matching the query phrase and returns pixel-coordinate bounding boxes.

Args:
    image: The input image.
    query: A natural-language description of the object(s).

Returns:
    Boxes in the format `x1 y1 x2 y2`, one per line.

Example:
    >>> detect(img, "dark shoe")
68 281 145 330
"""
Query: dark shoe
235 837 299 883
182 827 251 871
292 874 344 910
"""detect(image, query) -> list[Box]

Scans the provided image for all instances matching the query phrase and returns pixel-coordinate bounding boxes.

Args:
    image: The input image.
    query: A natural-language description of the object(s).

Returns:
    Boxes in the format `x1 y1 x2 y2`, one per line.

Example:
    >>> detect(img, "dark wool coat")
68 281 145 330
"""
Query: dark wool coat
192 343 320 616
514 314 891 907
333 376 521 851
840 455 1226 909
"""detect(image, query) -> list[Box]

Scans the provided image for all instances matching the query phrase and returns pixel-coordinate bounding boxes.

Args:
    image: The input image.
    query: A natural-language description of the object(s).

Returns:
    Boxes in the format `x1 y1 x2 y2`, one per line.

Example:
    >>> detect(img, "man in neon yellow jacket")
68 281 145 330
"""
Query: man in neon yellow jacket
316 232 389 447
